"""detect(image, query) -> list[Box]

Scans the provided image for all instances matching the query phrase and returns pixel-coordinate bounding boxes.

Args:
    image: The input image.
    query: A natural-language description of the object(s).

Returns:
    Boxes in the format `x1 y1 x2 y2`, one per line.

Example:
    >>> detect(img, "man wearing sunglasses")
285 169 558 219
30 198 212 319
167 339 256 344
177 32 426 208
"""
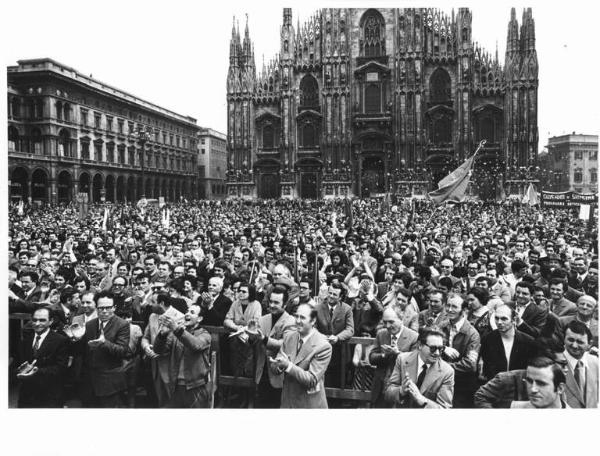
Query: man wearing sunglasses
384 327 454 408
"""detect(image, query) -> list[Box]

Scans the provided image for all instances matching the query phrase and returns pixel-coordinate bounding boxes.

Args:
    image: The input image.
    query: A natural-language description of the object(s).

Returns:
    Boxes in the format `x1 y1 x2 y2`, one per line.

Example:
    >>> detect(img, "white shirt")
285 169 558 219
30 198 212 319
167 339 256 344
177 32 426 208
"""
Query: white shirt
564 350 588 389
32 328 50 349
515 301 530 319
501 335 514 369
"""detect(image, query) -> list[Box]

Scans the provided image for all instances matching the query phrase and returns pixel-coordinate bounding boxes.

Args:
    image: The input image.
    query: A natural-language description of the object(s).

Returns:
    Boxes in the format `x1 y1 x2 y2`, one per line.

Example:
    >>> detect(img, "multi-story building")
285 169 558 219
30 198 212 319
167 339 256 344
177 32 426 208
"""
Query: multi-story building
226 7 538 200
540 133 598 193
197 128 227 199
7 58 200 204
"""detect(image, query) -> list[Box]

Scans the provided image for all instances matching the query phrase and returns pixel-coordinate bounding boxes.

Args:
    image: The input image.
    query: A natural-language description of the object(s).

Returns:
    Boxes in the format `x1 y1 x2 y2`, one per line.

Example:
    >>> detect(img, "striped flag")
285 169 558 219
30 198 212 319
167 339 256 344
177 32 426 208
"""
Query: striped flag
428 155 476 205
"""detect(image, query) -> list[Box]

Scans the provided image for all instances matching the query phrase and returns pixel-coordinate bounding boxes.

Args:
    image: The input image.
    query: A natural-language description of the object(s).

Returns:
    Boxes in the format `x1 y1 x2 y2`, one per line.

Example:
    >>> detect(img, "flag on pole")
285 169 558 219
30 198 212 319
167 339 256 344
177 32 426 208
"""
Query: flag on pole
101 207 108 231
428 155 476 205
344 198 353 230
313 251 320 299
522 183 539 206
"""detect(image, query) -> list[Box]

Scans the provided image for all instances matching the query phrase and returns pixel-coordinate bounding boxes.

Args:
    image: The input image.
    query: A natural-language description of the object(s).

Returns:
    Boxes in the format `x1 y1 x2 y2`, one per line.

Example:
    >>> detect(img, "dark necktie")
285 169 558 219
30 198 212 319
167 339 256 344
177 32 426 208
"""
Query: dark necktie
574 361 585 396
329 306 334 320
416 364 428 389
32 335 41 358
297 337 303 354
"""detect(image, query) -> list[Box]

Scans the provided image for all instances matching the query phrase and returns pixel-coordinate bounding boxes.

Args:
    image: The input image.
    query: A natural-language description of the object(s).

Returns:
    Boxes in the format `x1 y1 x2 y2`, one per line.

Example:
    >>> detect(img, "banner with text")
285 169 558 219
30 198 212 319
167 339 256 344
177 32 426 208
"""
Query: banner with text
540 191 598 208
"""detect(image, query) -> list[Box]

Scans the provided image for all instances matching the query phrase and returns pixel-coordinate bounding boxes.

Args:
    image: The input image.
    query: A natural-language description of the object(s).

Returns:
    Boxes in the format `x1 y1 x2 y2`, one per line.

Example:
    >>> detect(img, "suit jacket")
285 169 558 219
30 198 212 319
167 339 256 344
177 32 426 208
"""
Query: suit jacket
278 329 332 408
480 330 536 381
81 315 131 397
153 326 212 392
201 294 233 327
440 319 481 375
376 281 391 300
18 330 69 407
369 327 419 406
515 301 547 338
9 286 47 313
474 369 528 408
315 301 354 341
563 354 598 408
418 309 449 328
254 311 296 388
549 297 577 317
384 350 455 408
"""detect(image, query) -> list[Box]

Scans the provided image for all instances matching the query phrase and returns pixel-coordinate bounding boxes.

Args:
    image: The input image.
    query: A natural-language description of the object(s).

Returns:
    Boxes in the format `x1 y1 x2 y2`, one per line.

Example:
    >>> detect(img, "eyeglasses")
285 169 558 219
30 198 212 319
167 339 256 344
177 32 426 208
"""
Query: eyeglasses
97 306 114 311
424 344 445 353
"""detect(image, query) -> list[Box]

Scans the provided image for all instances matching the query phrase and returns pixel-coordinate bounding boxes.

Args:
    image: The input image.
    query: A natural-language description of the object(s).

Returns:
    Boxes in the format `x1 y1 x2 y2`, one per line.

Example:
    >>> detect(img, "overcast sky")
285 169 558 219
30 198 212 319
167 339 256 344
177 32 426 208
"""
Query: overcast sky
3 0 599 152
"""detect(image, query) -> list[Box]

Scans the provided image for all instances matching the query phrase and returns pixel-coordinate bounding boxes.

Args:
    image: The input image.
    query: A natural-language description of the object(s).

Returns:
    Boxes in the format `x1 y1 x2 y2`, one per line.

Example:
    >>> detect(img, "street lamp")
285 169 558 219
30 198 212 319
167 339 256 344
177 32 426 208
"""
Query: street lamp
131 127 151 199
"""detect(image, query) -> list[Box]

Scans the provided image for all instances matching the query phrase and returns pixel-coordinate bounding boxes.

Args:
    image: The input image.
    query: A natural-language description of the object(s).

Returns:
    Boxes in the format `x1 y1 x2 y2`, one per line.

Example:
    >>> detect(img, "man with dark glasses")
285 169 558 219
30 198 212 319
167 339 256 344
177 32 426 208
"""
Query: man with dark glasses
384 327 454 408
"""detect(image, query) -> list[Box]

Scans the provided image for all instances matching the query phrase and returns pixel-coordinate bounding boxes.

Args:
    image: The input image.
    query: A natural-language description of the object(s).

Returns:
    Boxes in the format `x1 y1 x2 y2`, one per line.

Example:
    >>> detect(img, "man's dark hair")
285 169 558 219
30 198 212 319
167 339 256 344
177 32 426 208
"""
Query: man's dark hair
511 259 527 274
73 275 90 289
427 288 447 304
19 270 39 284
549 278 567 291
270 285 289 304
527 357 566 390
475 276 491 287
329 280 346 299
438 276 454 291
418 327 446 345
468 286 490 306
59 288 78 305
94 290 115 305
565 320 593 344
515 281 534 295
238 282 257 302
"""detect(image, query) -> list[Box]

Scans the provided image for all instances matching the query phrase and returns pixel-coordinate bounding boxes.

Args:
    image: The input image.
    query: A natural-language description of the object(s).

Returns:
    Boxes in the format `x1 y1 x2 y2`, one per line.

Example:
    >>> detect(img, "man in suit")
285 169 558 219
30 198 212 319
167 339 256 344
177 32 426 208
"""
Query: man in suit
141 293 185 407
48 288 80 333
561 320 598 408
253 285 296 408
480 305 536 381
384 327 455 408
78 291 131 407
16 307 68 407
152 304 212 408
72 291 98 326
8 270 47 314
271 303 332 408
369 306 418 407
315 282 354 388
439 294 480 408
513 281 547 338
198 276 232 326
474 369 529 408
559 295 598 348
511 357 568 408
418 289 449 328
548 279 577 317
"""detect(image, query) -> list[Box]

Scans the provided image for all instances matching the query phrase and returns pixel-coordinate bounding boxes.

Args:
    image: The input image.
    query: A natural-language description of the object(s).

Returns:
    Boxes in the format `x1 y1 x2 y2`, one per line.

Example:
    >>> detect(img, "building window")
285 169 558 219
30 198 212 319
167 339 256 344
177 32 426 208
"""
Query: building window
591 150 598 160
128 121 134 133
106 116 113 132
183 138 187 148
107 143 115 162
81 140 90 160
176 136 180 147
58 129 71 156
163 133 167 144
63 103 70 122
300 123 317 147
81 109 88 126
262 125 274 149
360 9 385 57
128 147 135 165
94 142 103 161
201 138 205 145
8 126 19 150
56 101 63 121
163 156 168 168
365 84 381 113
574 170 583 183
118 145 125 164
430 68 452 104
118 119 124 134
300 75 319 108
574 150 583 160
10 98 20 118
591 170 597 184
201 148 206 154
29 128 42 154
94 113 101 129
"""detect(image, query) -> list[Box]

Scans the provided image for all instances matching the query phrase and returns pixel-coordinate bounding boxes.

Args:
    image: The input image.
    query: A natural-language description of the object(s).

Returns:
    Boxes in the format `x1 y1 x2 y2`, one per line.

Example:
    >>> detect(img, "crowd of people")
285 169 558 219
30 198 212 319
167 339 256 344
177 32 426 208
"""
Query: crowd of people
8 198 599 408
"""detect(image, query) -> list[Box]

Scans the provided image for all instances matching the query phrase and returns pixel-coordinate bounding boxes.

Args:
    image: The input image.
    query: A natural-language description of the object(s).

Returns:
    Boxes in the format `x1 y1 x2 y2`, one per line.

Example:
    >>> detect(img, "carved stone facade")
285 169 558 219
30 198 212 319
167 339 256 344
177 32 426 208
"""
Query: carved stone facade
226 8 538 199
